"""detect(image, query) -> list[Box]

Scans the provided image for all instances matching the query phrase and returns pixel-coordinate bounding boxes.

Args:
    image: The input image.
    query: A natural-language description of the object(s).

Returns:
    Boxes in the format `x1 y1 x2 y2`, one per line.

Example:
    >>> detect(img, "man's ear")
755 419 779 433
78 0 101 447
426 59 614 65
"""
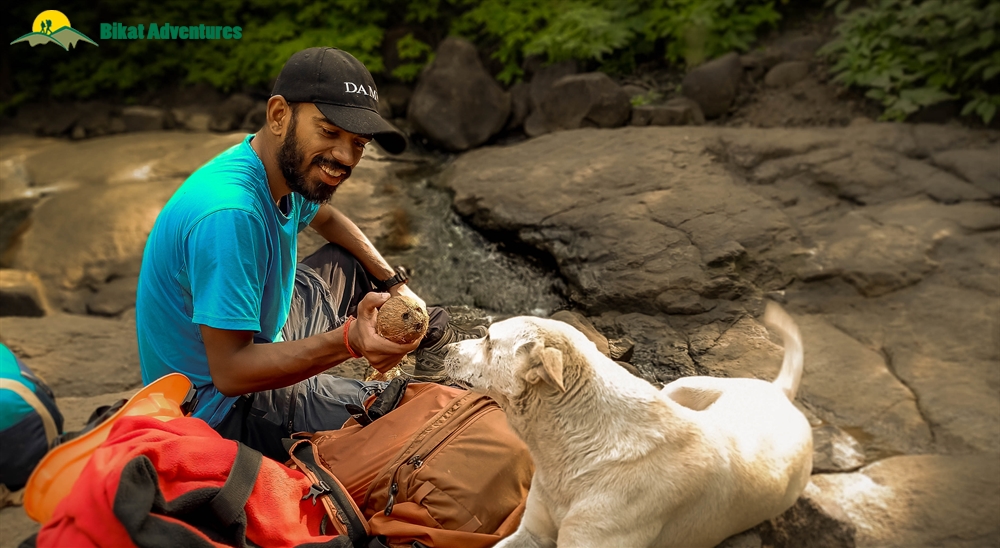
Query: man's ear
266 95 292 136
520 342 566 392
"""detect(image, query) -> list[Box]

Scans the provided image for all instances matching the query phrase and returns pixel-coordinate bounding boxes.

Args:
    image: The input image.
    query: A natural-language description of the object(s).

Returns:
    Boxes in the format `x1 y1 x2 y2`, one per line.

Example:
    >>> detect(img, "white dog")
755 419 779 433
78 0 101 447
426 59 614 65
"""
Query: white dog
442 303 812 548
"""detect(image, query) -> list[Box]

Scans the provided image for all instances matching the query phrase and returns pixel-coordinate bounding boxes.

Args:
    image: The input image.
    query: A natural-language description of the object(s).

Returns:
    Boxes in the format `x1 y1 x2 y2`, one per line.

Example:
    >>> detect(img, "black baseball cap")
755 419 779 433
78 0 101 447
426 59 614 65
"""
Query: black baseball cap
271 47 406 154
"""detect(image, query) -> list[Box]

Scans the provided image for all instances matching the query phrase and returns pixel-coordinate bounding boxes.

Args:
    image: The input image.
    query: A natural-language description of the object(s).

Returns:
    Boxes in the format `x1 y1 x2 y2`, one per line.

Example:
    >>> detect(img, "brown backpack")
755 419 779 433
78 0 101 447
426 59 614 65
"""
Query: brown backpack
290 382 534 548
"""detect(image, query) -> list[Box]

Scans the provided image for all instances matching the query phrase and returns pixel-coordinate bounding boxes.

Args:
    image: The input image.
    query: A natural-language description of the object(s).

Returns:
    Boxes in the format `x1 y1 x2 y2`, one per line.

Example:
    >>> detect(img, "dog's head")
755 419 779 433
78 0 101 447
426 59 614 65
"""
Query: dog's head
442 316 597 408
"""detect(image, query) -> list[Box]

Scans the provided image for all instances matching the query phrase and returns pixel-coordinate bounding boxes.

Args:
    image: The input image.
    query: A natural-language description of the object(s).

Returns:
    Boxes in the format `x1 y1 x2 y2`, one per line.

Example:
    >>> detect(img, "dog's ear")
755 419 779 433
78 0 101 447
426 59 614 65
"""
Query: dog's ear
520 342 566 392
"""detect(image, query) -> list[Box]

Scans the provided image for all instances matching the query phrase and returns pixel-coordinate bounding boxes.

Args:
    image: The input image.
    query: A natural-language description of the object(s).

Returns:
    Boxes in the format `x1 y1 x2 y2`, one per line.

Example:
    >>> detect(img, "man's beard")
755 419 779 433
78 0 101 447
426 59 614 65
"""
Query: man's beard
277 115 353 204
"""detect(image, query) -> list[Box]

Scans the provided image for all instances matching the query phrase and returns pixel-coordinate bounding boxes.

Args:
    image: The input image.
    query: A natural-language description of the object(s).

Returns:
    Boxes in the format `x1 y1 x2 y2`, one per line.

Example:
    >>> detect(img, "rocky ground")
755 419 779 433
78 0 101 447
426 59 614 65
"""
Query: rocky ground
1 119 998 546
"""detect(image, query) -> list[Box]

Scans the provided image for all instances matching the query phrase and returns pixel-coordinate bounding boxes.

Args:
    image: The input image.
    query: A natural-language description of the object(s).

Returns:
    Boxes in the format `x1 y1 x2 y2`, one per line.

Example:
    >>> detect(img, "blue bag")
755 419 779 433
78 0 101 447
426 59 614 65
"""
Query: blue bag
0 343 64 492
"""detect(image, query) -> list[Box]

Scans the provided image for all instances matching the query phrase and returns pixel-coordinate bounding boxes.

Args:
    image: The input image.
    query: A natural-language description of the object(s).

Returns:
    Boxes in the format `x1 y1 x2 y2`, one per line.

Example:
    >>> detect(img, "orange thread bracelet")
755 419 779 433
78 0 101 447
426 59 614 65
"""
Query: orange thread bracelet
343 316 361 359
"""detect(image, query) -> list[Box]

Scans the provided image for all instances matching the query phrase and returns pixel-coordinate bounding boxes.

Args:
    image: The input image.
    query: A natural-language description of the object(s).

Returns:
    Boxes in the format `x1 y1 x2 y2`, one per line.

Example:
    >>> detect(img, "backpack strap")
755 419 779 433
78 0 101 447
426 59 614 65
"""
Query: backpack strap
290 440 370 548
210 442 262 526
0 378 57 444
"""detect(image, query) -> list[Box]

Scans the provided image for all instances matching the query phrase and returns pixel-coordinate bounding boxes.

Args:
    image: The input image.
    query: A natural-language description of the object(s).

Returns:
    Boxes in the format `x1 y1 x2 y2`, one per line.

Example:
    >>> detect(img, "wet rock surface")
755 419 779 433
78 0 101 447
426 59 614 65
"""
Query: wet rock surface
1 121 998 546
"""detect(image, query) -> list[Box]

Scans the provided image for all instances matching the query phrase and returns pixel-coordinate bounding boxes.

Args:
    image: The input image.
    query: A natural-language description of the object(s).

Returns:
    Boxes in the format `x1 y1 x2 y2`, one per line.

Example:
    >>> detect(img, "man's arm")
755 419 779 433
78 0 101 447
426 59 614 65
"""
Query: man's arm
202 292 418 396
310 203 394 280
309 203 426 309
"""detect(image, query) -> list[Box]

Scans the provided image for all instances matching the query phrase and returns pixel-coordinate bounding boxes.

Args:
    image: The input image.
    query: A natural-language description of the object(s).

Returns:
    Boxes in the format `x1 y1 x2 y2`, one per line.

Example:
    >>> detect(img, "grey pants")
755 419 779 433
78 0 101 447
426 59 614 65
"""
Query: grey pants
214 244 448 461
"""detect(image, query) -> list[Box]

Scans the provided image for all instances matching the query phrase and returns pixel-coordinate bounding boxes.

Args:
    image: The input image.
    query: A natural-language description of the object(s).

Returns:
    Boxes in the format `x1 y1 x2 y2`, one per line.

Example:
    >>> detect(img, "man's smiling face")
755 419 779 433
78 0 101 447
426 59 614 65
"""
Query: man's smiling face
277 102 371 203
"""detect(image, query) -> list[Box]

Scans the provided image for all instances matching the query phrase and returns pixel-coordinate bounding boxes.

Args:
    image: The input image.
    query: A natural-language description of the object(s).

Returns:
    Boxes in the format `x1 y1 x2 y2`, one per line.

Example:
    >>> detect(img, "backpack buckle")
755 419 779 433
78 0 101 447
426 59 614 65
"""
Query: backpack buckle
302 480 332 506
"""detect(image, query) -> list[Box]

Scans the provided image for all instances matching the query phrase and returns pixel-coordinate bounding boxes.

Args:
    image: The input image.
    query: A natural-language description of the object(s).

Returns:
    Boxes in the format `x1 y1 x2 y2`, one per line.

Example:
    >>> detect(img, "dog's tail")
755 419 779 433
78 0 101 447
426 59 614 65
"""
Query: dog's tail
763 301 803 401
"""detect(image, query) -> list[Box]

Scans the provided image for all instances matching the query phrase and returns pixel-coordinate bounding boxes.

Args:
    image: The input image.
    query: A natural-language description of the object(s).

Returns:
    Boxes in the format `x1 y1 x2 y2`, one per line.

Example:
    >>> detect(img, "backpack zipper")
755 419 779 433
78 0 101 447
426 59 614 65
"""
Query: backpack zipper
382 406 495 516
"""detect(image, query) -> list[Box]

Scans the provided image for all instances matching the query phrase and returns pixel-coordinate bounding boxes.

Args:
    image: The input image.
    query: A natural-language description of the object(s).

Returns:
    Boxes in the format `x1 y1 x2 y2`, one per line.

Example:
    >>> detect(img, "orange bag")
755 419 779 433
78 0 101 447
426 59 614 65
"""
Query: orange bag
296 382 533 548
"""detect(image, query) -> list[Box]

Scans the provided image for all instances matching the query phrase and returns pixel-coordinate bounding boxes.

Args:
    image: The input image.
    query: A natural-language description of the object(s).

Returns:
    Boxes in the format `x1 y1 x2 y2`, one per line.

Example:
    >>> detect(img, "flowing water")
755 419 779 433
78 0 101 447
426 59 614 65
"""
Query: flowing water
378 161 568 325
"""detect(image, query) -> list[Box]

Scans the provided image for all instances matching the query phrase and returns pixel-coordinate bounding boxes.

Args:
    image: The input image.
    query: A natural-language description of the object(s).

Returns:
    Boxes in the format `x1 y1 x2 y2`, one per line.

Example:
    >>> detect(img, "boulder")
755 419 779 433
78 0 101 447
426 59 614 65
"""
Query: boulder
775 36 826 62
539 73 631 131
550 310 610 356
811 424 866 473
86 275 139 317
209 93 256 132
682 52 743 118
0 269 49 317
757 481 857 548
630 98 704 127
506 81 530 130
523 60 578 137
0 313 142 397
620 84 649 100
809 454 1000 547
381 84 413 119
407 37 510 151
240 102 267 132
172 107 213 132
931 147 1000 197
121 106 170 132
765 61 811 88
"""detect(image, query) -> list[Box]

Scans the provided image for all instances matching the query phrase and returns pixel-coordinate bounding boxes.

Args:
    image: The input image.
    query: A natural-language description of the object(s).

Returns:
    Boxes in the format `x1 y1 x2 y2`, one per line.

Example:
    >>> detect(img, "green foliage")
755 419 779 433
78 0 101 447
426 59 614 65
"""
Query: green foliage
821 0 1000 123
642 0 782 67
5 0 784 101
451 0 783 84
392 33 435 82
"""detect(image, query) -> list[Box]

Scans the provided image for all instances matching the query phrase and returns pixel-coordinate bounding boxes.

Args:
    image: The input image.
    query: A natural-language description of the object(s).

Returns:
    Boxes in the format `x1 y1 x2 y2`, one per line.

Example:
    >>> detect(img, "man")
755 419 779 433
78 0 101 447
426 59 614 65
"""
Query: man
136 47 481 461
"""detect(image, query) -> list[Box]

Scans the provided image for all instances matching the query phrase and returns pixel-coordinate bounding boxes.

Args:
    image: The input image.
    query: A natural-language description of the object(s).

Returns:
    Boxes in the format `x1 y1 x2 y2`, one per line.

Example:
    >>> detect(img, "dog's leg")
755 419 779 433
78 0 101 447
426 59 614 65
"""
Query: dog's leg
496 482 557 548
556 515 661 548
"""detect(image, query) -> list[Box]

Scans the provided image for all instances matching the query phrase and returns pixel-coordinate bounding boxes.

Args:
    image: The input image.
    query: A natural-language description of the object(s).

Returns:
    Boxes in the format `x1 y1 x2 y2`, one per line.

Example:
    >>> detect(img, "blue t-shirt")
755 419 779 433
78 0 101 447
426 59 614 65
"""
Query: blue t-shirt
136 135 320 427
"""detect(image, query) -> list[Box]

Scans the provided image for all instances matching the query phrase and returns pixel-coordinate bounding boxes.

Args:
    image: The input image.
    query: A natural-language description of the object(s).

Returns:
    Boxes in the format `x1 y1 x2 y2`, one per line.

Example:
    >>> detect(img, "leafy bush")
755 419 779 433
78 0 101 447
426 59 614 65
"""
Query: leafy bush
821 0 1000 123
451 0 783 83
3 0 783 104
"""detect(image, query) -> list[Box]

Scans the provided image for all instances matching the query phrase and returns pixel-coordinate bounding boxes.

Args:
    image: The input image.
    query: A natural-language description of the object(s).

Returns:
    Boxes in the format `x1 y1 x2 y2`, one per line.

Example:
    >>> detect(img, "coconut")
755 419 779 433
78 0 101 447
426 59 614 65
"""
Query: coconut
376 295 429 345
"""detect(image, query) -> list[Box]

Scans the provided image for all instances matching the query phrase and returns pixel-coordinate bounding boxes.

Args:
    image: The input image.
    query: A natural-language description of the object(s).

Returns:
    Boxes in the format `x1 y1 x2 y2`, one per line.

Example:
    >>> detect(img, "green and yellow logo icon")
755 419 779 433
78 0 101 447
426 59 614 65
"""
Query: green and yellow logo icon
10 10 98 51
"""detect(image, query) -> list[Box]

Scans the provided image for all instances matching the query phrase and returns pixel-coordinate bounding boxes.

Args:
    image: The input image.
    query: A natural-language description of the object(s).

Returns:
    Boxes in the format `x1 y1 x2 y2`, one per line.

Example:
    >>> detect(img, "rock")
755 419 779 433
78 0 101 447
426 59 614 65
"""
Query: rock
765 61 811 88
76 102 114 137
682 52 743 118
717 530 762 548
407 37 510 151
631 98 705 127
794 315 931 455
620 84 649 100
86 275 138 317
931 148 1000 197
591 312 701 384
812 424 866 472
10 133 245 306
71 124 86 140
121 106 170 132
607 335 635 362
377 97 393 120
240 102 267 132
523 109 551 138
445 126 798 314
172 107 213 132
209 93 256 132
810 454 1000 547
14 103 80 136
539 73 631 131
529 60 578 110
506 82 530 130
550 310 610 356
57 388 140 432
0 313 142 397
824 281 1000 454
0 506 38 548
0 269 49 316
776 36 826 62
522 60 578 137
381 84 413 119
757 481 857 548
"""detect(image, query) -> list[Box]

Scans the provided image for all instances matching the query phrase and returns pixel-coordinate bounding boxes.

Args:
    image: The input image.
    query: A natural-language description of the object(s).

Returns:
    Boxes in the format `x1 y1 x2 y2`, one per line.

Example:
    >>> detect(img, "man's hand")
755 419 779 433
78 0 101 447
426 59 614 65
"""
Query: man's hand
389 283 427 313
349 292 420 372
